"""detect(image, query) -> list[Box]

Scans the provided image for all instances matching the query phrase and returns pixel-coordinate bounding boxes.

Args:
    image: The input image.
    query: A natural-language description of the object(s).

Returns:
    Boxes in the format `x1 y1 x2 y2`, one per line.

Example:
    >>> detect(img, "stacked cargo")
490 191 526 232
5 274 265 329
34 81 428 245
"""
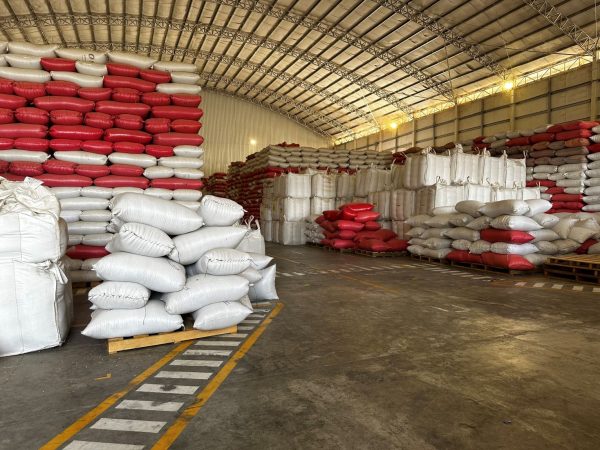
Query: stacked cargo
268 173 311 245
203 172 228 197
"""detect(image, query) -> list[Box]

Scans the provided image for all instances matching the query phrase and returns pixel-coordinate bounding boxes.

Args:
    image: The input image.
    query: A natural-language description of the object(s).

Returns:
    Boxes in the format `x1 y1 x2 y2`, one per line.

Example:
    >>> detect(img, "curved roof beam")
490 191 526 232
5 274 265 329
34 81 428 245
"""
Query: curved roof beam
0 12 414 118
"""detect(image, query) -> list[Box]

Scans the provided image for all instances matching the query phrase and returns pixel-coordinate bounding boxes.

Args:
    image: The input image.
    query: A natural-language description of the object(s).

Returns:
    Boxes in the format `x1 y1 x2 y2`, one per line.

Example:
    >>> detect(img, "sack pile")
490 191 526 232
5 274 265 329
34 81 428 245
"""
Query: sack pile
0 177 73 357
83 193 278 339
203 172 228 197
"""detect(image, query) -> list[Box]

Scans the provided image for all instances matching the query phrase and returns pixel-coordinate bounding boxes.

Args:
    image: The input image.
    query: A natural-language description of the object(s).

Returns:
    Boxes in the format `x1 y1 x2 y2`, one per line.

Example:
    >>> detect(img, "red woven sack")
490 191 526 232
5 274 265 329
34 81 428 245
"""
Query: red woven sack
170 93 202 107
106 63 140 78
67 244 109 260
144 144 173 157
109 164 144 177
36 173 92 187
40 57 76 72
34 96 95 113
14 138 49 152
139 69 171 84
113 141 145 154
112 88 141 103
544 187 564 195
0 94 27 110
50 110 83 125
319 220 336 233
526 180 555 187
480 229 534 244
506 136 530 146
354 210 380 223
152 132 203 146
42 159 76 175
357 239 389 252
81 140 113 155
0 123 47 138
0 159 9 172
141 92 171 106
0 173 24 181
145 117 171 134
84 111 113 129
337 229 357 240
15 107 49 125
336 220 365 232
556 129 592 141
330 239 355 250
94 175 149 188
481 252 535 270
552 193 583 202
9 161 44 176
547 124 564 133
95 101 151 117
49 125 103 140
104 128 152 144
363 221 381 231
150 178 203 189
530 133 555 143
75 164 111 178
170 119 201 133
564 138 590 148
323 210 341 221
0 108 13 124
114 114 144 130
13 82 46 101
151 105 203 120
561 121 598 131
103 75 156 93
315 215 325 224
77 87 112 101
576 239 598 254
386 239 409 252
588 144 600 153
0 138 13 149
45 80 78 96
0 78 14 95
342 203 374 213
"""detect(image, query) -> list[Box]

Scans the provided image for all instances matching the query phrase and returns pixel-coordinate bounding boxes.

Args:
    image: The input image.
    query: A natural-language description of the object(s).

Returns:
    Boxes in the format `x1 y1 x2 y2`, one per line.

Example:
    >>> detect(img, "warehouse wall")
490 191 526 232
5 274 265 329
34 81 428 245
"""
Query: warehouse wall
201 90 329 174
336 63 598 153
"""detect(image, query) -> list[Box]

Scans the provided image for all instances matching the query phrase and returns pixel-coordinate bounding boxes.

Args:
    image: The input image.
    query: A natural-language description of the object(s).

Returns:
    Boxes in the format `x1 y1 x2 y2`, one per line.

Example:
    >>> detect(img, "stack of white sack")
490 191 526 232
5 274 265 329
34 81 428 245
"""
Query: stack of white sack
304 214 325 244
269 173 310 245
584 124 600 212
0 177 73 357
354 167 391 203
83 194 277 339
310 172 337 215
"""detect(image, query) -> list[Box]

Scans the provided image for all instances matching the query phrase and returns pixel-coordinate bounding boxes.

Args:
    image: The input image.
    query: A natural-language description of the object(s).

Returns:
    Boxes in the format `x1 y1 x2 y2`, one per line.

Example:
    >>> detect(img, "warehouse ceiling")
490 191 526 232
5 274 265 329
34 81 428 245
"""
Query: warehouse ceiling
0 0 598 141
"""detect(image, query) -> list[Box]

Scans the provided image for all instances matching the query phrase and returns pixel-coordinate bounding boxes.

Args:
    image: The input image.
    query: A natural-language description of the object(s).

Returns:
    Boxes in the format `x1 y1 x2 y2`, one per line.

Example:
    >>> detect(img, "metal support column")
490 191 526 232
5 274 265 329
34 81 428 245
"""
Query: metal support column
591 50 599 120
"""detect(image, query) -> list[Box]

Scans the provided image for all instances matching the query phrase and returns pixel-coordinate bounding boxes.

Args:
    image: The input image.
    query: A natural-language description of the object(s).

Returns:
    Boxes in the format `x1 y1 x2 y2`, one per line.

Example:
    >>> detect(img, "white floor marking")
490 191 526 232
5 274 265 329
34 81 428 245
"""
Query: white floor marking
573 286 584 291
222 333 249 338
170 359 222 367
155 371 211 380
91 418 165 433
241 319 260 324
194 340 240 347
515 282 526 286
533 282 545 288
552 284 563 289
116 400 183 412
279 273 292 277
237 326 254 331
319 270 329 274
248 313 265 318
64 440 144 450
136 384 198 395
329 269 339 273
593 287 600 293
184 349 231 356
293 272 305 276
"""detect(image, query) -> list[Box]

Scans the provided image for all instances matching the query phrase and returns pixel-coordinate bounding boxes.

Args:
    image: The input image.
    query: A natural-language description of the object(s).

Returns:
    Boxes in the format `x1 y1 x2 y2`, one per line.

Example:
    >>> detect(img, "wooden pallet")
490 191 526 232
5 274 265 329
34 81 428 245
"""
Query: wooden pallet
410 254 448 264
544 255 600 284
107 324 237 354
353 249 407 258
450 260 540 276
323 246 354 254
306 242 325 248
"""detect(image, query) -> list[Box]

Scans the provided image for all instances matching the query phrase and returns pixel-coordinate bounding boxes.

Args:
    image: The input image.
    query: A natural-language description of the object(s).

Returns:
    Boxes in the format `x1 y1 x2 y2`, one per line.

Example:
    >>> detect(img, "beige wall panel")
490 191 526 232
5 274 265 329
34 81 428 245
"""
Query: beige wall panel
459 114 481 131
515 97 547 117
515 79 547 102
435 108 455 124
381 138 396 152
398 133 413 148
459 101 482 116
551 103 591 123
515 114 548 131
459 129 483 142
416 127 433 142
484 93 510 110
551 84 590 108
551 66 590 91
483 122 510 136
484 106 510 124
416 115 434 129
435 121 454 138
397 122 412 135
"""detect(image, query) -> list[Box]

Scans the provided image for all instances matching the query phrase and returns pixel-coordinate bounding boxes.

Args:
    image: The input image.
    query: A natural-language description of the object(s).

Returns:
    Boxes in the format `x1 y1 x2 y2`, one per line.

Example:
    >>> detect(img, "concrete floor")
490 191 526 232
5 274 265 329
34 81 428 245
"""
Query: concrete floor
2 243 600 449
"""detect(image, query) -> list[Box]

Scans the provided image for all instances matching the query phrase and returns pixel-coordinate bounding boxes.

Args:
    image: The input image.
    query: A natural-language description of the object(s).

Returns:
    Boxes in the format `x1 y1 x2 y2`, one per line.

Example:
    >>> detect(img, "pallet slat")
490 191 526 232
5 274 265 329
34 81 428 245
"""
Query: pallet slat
544 255 600 284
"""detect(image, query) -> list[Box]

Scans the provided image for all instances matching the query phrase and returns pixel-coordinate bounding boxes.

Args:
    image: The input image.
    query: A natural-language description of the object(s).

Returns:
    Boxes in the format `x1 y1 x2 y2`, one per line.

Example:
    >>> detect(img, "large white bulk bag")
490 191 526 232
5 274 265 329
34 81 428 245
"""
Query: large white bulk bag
479 199 529 218
274 173 311 198
162 274 249 314
192 299 252 331
108 51 157 69
198 195 244 226
481 152 507 186
405 151 451 189
169 226 248 265
248 265 278 301
56 48 107 63
279 198 310 222
310 197 335 215
279 220 306 245
464 183 492 203
415 182 465 215
235 221 266 254
0 213 63 264
390 189 415 221
60 197 109 211
106 223 174 257
260 220 273 242
82 300 182 339
505 158 526 187
336 173 355 197
109 153 157 168
450 147 482 184
111 193 203 235
94 253 185 293
88 281 150 310
371 190 391 220
311 173 337 198
54 151 108 166
194 248 252 275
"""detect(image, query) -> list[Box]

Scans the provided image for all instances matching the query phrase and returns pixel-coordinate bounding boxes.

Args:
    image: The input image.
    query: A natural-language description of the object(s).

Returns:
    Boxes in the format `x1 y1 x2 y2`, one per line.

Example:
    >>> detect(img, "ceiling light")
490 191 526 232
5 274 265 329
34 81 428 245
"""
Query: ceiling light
390 122 398 129
250 139 257 145
502 80 514 91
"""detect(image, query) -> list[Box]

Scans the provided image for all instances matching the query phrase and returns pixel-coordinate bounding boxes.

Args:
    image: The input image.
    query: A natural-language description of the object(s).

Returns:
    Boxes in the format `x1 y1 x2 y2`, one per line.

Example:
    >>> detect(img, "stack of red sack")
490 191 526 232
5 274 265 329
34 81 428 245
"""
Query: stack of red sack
203 172 228 197
315 203 408 252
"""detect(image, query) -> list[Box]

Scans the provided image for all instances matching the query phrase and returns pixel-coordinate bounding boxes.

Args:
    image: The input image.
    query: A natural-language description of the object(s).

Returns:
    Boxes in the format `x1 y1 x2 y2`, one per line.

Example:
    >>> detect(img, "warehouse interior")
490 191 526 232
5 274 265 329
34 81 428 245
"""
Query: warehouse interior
2 0 600 449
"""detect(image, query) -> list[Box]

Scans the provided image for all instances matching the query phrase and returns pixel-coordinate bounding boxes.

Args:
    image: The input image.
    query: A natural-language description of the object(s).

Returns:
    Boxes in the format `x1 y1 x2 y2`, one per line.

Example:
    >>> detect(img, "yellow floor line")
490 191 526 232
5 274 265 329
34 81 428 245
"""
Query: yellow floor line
151 302 284 449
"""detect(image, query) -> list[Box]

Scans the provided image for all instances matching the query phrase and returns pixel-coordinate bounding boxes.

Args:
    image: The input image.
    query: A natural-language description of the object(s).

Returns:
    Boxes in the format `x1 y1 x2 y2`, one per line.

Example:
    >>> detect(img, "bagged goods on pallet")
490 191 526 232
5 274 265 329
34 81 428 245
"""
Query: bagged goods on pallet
235 220 266 254
192 298 253 331
248 265 279 301
170 226 248 265
199 195 244 226
88 281 150 310
195 248 252 276
106 222 174 257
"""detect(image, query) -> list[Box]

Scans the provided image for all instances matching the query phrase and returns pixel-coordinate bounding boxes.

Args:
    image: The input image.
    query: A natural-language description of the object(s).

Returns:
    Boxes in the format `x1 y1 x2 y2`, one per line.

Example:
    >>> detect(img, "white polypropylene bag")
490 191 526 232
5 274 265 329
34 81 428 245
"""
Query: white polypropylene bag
144 166 174 179
173 145 204 158
529 229 560 242
156 82 202 95
8 41 58 57
174 168 204 179
162 274 249 314
75 61 108 76
469 240 491 254
54 151 108 165
51 187 82 199
479 200 529 218
238 267 262 283
159 156 204 169
5 54 41 69
531 213 559 228
455 200 484 217
106 223 174 257
554 239 580 254
451 239 472 251
60 197 109 211
170 72 201 84
51 71 103 87
235 221 266 254
553 218 579 239
199 195 244 226
82 300 182 339
169 226 248 265
0 66 50 82
173 189 202 201
194 248 252 275
490 215 542 231
67 221 107 235
108 51 157 69
80 209 112 222
153 61 199 73
175 201 201 212
490 242 538 255
82 233 113 247
93 252 185 293
109 153 157 168
465 216 492 231
88 281 150 310
0 150 49 163
144 188 173 200
60 210 81 223
81 186 113 199
525 199 552 216
57 48 107 63
535 241 559 255
192 300 252 331
445 227 480 241
248 265 278 301
247 252 273 269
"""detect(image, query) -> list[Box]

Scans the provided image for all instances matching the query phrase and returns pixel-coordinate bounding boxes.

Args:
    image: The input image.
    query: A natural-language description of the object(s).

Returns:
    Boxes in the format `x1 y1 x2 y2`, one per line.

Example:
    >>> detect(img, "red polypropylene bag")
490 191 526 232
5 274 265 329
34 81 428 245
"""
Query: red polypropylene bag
34 96 95 113
36 173 93 187
81 140 113 155
43 159 76 175
330 239 355 250
547 124 563 133
506 136 530 146
315 215 325 224
145 118 171 134
94 175 149 189
170 93 202 107
45 80 79 97
75 164 111 178
354 229 396 242
447 250 477 263
588 143 600 153
342 203 374 213
354 210 380 223
139 69 171 84
50 110 83 125
0 108 13 124
84 111 113 129
0 138 13 149
113 141 145 154
323 210 341 221
152 132 203 146
144 144 173 158
104 128 152 144
150 178 203 189
95 101 151 117
576 239 598 254
0 159 9 172
78 87 112 101
386 239 409 252
0 173 24 181
0 94 27 110
141 92 171 106
151 105 203 120
114 114 144 130
109 164 144 177
67 244 109 260
49 125 103 140
106 63 140 78
552 193 584 202
481 252 535 271
103 75 156 93
0 78 14 95
530 133 555 143
0 123 47 138
480 229 534 244
526 180 555 187
545 187 565 195
336 220 365 232
561 120 598 131
337 229 357 240
555 129 593 141
41 57 76 72
15 107 49 125
13 82 46 101
112 88 140 103
14 137 49 152
320 220 336 233
363 221 381 231
357 239 389 252
9 161 44 176
170 119 201 133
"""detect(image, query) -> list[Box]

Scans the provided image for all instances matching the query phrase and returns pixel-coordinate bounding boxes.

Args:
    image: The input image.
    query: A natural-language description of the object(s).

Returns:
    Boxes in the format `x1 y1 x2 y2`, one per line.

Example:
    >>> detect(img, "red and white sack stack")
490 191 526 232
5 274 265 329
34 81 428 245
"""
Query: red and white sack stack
203 172 229 197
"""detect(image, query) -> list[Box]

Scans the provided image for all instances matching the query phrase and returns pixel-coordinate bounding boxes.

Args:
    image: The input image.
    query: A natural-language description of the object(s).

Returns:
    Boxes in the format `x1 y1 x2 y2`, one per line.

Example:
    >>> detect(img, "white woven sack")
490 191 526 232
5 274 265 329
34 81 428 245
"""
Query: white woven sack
170 72 201 84
60 210 80 223
420 228 450 239
111 193 203 235
58 47 107 63
424 214 455 228
524 253 548 266
5 54 41 69
80 210 112 222
450 148 482 184
445 227 480 242
248 265 278 301
525 199 552 216
195 248 252 275
248 252 273 269
144 166 174 179
60 197 109 211
553 218 579 239
407 244 425 255
51 187 82 199
422 248 452 259
9 41 58 57
0 150 49 163
199 195 244 226
192 299 252 331
490 242 538 255
67 221 107 235
51 71 103 87
108 51 156 68
554 239 580 254
75 61 108 76
162 274 249 314
479 199 529 218
531 213 559 228
94 252 185 292
159 156 204 169
235 221 266 254
238 267 263 283
81 186 113 199
423 238 452 249
156 83 202 95
587 242 600 254
465 216 492 231
568 222 600 243
451 239 472 251
153 61 198 73
88 281 150 310
173 146 204 158
109 153 157 168
455 200 484 217
278 198 310 222
535 241 559 255
0 213 63 264
311 173 337 198
54 151 107 165
490 215 542 231
113 187 144 196
106 223 174 257
0 66 50 82
144 188 173 200
82 233 113 247
82 300 182 339
169 226 248 265
406 214 431 227
448 213 474 227
173 189 202 201
469 240 491 254
68 234 83 246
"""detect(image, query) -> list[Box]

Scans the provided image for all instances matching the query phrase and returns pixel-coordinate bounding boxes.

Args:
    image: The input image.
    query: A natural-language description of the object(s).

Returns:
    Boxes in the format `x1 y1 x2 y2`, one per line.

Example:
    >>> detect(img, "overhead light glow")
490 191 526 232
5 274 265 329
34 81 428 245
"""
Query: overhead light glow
502 80 514 91
390 122 398 129
250 139 257 145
